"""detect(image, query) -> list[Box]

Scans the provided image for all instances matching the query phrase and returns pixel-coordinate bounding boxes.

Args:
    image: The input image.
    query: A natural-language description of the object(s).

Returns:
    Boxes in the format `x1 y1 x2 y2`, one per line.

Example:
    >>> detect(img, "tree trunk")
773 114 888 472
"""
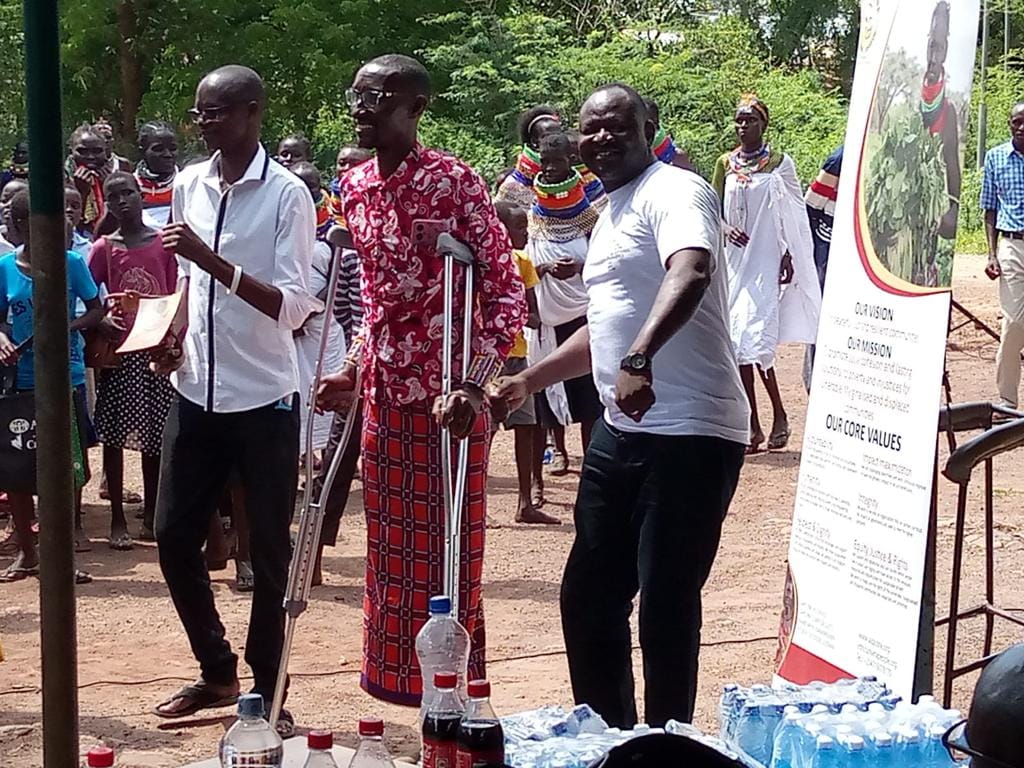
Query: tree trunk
116 0 142 143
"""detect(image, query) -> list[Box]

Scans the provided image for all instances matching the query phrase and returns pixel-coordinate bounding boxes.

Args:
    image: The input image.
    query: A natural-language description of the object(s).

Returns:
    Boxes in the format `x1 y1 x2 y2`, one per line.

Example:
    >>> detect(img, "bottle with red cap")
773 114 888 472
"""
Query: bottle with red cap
85 747 115 768
455 680 504 768
346 719 394 768
301 729 339 768
422 671 464 768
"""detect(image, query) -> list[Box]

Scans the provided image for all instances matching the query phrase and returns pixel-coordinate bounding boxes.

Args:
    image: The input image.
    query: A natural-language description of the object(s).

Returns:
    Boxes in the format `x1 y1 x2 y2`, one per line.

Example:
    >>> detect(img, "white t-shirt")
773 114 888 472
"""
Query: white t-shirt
584 161 750 442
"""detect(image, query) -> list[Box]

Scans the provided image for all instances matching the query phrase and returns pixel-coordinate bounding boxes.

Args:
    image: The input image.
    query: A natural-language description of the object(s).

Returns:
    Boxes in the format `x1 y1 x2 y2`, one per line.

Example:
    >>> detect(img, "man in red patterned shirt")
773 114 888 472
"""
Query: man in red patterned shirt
317 54 526 705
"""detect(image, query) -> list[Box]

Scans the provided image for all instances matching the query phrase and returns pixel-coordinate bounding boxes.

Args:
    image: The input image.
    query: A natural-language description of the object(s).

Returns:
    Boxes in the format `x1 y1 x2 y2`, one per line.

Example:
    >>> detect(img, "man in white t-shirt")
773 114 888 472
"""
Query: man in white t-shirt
494 83 749 728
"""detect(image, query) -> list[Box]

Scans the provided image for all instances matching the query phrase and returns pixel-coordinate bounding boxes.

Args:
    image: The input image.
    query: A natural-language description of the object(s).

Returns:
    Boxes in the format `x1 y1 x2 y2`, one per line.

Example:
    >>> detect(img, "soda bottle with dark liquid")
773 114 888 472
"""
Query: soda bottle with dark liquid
423 671 464 768
455 680 504 768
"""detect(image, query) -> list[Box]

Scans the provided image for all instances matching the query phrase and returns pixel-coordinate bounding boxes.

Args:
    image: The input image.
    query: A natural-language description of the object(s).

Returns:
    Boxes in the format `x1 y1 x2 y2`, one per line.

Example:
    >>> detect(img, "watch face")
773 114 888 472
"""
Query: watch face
628 353 648 370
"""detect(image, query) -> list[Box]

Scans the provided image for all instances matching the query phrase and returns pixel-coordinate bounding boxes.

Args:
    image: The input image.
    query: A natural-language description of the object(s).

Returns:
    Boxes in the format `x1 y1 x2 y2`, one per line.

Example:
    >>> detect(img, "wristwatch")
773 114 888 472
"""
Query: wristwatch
620 352 652 374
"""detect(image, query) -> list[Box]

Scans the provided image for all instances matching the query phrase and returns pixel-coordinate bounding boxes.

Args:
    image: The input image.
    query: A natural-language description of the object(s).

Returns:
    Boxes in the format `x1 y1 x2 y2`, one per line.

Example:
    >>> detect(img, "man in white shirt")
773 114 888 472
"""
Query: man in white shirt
495 83 749 728
150 65 319 727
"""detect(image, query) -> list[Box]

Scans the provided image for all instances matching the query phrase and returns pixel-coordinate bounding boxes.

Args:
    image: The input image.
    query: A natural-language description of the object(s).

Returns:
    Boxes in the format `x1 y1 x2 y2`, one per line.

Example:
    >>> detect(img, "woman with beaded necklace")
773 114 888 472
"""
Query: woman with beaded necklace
526 130 603 478
497 104 563 209
712 94 820 455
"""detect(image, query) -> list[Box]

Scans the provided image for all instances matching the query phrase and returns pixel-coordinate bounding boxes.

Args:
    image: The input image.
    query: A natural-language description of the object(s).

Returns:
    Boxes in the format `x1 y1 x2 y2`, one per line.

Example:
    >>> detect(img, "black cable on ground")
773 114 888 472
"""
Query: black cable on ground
0 634 777 697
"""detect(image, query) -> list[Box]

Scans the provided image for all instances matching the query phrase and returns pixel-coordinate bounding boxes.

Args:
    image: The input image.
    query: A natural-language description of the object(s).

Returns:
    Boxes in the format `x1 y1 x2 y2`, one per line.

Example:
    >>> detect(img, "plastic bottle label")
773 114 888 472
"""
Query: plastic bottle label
221 745 284 767
423 737 456 768
455 746 504 768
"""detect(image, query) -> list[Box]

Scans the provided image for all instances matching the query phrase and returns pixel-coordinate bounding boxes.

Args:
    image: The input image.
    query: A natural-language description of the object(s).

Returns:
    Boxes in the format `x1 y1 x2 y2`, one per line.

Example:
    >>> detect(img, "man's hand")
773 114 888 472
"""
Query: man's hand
161 223 217 271
986 254 1002 280
433 385 484 439
549 259 579 280
726 225 750 248
0 334 19 367
615 368 655 423
317 367 357 413
150 332 184 376
780 252 794 285
490 375 530 414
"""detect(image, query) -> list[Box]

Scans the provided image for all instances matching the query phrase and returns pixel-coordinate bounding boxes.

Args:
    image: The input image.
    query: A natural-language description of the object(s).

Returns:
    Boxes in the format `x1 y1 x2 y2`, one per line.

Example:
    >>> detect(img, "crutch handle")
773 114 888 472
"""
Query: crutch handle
327 224 354 251
438 232 474 266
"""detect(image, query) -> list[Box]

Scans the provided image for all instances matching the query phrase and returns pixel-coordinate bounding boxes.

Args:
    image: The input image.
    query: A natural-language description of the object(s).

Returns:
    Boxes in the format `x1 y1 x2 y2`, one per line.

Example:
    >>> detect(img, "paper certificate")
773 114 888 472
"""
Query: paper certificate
116 290 184 354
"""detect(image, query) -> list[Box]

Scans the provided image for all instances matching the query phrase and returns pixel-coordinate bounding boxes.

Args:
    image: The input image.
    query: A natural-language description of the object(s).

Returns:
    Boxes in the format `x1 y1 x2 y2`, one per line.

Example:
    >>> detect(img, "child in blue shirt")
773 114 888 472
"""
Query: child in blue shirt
0 188 104 582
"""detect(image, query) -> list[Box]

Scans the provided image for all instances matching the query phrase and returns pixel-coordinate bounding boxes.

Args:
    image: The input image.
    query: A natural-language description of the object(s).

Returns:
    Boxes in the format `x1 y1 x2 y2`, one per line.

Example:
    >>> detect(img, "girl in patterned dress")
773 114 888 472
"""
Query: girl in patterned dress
89 172 178 548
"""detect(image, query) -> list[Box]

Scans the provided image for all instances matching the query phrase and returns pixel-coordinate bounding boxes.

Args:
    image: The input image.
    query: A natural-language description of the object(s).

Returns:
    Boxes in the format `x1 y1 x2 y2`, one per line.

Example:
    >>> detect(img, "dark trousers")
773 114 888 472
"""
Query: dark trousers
312 402 363 547
155 394 299 704
560 420 744 728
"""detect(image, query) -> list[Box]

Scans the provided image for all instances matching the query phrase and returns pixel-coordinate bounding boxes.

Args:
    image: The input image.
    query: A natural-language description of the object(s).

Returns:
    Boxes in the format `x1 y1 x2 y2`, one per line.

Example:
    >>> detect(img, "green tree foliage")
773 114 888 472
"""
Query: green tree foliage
418 10 846 181
0 0 847 185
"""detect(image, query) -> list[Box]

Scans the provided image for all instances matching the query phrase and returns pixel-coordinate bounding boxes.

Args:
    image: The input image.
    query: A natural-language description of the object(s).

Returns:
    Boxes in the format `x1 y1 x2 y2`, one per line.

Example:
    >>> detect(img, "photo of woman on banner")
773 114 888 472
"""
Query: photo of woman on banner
862 0 968 289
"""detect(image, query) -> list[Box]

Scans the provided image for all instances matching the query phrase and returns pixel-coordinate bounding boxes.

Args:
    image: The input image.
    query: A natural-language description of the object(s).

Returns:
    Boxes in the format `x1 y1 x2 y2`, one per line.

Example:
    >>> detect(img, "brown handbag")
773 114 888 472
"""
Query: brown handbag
84 243 121 369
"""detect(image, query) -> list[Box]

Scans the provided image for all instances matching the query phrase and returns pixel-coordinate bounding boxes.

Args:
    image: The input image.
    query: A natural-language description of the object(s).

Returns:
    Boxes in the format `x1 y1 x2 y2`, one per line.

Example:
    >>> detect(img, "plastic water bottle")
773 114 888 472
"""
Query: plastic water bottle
770 712 804 768
416 595 470 721
894 726 921 767
456 680 505 768
811 735 840 768
347 719 394 768
869 731 896 768
720 684 739 740
922 725 953 768
86 747 115 767
543 447 554 464
841 734 869 768
219 693 283 767
303 730 339 768
736 704 770 766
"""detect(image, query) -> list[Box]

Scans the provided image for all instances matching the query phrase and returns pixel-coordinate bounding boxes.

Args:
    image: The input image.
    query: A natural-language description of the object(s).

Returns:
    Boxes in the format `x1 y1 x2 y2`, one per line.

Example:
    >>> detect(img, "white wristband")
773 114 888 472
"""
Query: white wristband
227 264 243 296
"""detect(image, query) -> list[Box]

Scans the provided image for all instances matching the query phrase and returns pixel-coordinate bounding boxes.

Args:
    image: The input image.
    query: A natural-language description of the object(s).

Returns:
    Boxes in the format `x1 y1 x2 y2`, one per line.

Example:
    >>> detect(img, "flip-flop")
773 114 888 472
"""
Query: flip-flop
768 427 791 451
109 533 135 551
153 682 239 719
0 563 39 582
74 537 93 553
75 569 93 585
236 560 254 592
100 489 143 504
275 708 295 739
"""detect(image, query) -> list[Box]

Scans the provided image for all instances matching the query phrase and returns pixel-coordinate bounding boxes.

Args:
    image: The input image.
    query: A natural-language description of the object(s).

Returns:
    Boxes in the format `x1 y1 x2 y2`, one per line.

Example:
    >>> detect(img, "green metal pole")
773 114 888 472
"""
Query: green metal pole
24 1 80 767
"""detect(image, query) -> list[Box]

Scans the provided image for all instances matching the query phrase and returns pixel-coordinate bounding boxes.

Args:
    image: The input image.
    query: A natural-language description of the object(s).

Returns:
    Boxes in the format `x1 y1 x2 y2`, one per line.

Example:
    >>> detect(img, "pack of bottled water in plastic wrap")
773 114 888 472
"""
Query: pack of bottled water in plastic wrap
719 678 965 768
501 704 739 768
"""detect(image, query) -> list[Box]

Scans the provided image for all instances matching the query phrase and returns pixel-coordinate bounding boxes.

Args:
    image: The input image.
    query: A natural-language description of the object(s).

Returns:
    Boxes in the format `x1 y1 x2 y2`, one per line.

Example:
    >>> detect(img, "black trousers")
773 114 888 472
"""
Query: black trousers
155 394 299 704
560 420 744 728
312 403 363 547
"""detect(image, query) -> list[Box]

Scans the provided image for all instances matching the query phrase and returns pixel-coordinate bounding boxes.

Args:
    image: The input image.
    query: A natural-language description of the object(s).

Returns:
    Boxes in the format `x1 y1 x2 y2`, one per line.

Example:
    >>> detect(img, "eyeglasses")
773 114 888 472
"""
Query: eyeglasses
344 88 397 110
943 718 1018 768
187 105 231 124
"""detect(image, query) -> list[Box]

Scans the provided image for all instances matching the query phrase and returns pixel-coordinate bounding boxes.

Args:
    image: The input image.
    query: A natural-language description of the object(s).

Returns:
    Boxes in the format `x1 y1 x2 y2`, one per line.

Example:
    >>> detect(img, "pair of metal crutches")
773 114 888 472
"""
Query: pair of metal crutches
268 229 476 727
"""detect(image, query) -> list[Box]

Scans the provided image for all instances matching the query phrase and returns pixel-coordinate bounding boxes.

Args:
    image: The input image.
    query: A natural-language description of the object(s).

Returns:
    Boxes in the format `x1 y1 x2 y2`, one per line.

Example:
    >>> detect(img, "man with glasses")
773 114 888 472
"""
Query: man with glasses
317 54 525 705
149 64 319 733
943 643 1024 768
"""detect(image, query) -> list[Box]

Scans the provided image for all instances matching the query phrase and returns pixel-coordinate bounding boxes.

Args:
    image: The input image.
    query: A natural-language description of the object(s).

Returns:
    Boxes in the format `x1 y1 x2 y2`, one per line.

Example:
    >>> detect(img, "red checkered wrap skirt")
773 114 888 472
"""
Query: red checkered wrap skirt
359 398 489 705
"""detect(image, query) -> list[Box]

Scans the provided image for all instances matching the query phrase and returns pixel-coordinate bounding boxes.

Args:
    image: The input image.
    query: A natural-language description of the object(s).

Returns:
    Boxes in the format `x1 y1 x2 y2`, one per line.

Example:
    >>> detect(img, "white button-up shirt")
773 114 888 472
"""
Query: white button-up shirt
171 144 322 413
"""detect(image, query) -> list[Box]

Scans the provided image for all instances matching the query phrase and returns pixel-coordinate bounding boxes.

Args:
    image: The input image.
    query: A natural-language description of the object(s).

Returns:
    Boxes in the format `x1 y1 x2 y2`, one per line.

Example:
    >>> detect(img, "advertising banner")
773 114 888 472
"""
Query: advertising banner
776 0 980 697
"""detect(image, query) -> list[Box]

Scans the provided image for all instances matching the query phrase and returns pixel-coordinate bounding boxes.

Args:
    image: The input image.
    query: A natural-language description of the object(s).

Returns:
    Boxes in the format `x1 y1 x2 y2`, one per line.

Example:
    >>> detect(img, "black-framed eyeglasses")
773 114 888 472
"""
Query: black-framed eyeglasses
344 87 397 110
943 719 1018 768
187 105 231 124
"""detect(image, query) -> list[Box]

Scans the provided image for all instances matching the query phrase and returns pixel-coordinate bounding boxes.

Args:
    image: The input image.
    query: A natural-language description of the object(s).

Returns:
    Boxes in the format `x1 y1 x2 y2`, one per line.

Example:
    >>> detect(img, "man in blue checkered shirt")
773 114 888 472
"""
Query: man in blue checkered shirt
982 102 1024 408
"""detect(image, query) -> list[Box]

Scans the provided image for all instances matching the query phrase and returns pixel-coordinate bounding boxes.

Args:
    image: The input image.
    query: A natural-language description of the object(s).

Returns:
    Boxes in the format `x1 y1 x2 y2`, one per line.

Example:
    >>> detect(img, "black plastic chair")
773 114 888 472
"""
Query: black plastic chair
938 402 1024 706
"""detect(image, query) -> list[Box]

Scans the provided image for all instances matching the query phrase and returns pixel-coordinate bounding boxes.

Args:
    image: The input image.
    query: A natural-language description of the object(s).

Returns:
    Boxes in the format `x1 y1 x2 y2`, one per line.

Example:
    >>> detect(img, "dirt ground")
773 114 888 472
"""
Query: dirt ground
2 253 1024 767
